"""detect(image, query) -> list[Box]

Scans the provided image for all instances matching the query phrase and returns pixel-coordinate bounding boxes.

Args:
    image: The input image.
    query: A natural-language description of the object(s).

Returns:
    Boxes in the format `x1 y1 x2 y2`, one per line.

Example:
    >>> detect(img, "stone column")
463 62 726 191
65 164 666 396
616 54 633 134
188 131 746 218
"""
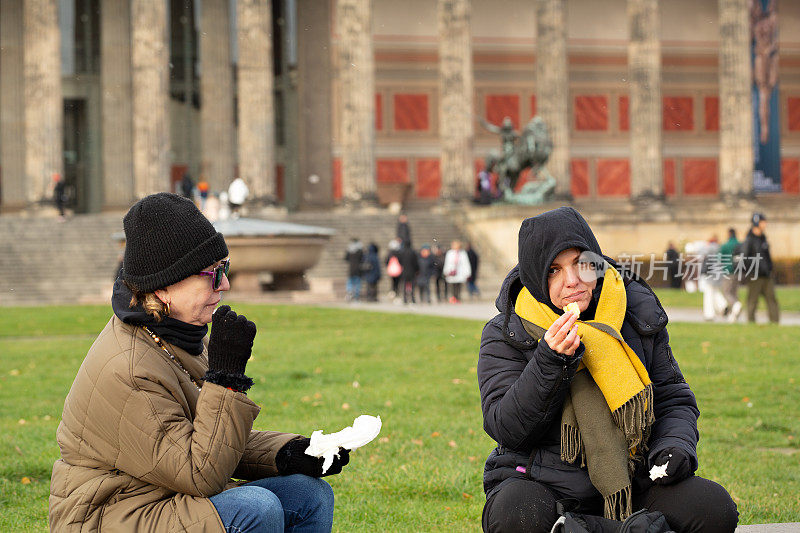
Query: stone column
0 0 26 210
438 0 474 199
24 0 63 205
719 0 754 197
131 0 170 197
628 0 662 198
337 0 375 200
200 0 235 192
101 0 135 208
237 0 275 200
298 0 334 208
535 0 569 197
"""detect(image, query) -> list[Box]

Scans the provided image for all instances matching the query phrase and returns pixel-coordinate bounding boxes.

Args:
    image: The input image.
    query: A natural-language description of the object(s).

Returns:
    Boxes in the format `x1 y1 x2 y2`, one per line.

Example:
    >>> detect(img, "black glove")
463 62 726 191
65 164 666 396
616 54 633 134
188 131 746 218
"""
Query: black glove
203 305 256 392
649 447 693 485
276 437 350 478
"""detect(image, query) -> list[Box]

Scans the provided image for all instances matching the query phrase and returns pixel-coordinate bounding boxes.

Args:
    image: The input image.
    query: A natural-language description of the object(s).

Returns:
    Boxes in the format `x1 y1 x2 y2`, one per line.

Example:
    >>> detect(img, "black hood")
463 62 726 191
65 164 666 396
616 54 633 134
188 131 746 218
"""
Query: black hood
517 207 604 314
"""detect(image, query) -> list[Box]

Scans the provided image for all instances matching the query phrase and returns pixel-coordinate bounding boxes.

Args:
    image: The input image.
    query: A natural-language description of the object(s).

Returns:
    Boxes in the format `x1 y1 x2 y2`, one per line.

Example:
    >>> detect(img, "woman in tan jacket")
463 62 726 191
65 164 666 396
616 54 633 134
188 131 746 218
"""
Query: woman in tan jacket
50 193 349 532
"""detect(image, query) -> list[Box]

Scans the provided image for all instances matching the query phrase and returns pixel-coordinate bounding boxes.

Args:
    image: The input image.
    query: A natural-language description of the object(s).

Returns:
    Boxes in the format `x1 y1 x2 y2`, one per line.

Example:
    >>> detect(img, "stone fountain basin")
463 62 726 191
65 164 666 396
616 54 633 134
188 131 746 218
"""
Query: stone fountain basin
213 218 335 291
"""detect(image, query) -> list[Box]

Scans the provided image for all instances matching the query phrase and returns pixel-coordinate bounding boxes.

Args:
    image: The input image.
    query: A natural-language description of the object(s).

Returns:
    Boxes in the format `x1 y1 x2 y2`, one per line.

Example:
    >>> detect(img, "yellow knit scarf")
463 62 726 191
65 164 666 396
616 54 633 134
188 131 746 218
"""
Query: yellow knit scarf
515 266 654 519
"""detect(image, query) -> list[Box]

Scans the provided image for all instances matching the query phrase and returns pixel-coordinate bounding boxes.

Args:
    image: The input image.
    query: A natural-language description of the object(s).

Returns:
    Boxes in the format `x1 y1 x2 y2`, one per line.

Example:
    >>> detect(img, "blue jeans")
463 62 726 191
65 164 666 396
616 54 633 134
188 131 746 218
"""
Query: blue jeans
210 474 334 532
346 275 362 300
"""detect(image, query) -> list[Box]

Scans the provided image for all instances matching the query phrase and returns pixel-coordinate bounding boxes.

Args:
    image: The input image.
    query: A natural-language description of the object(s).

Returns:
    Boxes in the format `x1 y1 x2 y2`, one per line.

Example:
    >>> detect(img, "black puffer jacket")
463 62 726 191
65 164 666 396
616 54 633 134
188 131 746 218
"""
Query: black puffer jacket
478 265 700 500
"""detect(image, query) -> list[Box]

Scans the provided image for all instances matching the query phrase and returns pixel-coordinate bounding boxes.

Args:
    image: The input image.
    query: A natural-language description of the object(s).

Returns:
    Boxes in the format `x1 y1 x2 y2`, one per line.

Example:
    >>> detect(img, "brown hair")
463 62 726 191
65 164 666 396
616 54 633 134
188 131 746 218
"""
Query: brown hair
124 281 168 322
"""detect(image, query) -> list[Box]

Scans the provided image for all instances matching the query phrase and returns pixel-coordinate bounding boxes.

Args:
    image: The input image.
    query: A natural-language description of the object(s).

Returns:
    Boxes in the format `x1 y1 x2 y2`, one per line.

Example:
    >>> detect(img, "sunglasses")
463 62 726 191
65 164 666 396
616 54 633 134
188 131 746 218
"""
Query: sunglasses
198 259 230 290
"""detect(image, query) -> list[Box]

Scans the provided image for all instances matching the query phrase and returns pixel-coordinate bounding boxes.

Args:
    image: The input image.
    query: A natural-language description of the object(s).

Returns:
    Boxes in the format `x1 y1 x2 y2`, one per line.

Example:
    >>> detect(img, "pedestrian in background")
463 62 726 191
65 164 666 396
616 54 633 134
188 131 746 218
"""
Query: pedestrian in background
665 242 681 289
416 245 435 304
180 172 195 199
699 235 725 321
51 173 67 221
385 238 403 301
718 227 743 322
228 177 249 218
197 179 210 210
396 214 412 247
432 244 447 303
466 242 481 299
344 238 364 302
363 243 381 302
443 240 471 304
742 212 779 323
398 241 419 304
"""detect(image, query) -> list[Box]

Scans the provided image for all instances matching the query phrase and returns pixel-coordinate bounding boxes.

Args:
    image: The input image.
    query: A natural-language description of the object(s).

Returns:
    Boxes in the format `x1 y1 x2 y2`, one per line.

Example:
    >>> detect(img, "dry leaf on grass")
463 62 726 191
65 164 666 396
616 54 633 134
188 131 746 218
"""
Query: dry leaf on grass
21 477 31 484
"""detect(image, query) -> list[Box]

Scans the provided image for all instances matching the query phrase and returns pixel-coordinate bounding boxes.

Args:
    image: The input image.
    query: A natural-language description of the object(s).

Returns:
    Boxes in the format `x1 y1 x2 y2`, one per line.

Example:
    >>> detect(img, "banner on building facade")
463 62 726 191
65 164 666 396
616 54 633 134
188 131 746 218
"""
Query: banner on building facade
751 0 781 193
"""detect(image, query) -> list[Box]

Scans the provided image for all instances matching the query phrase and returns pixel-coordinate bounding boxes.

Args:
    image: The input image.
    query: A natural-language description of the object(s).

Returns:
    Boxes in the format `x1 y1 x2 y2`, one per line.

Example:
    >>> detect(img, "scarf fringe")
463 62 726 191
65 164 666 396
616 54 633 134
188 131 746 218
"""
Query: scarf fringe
611 383 654 454
560 423 585 467
603 485 632 521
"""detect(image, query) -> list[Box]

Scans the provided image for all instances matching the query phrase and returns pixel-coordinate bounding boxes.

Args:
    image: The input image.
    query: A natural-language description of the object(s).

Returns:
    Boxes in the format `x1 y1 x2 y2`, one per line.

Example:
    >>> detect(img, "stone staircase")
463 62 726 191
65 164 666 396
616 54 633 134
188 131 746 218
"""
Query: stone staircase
0 207 509 307
0 214 123 306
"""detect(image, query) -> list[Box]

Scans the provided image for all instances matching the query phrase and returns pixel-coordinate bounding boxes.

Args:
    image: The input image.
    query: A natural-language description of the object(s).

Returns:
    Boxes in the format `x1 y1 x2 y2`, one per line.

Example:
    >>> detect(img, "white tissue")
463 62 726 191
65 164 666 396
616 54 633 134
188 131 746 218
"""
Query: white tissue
305 415 382 473
649 461 669 481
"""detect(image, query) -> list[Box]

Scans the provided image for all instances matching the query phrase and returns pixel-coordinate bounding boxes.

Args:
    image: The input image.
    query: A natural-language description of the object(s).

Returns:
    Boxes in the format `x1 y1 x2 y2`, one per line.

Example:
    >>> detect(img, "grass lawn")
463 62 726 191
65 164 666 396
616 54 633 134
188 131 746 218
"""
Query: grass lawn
1 304 798 531
654 285 800 312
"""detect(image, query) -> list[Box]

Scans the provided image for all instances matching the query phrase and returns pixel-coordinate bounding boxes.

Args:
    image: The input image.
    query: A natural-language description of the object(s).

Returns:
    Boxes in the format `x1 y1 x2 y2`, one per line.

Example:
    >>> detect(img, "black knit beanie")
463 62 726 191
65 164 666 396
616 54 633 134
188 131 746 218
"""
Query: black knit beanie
122 193 229 292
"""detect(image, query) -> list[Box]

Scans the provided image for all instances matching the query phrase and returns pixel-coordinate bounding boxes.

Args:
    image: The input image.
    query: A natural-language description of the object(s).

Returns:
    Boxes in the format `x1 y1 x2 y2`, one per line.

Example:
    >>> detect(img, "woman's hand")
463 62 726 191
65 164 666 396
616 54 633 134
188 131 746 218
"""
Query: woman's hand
276 438 351 477
204 306 256 392
543 310 581 356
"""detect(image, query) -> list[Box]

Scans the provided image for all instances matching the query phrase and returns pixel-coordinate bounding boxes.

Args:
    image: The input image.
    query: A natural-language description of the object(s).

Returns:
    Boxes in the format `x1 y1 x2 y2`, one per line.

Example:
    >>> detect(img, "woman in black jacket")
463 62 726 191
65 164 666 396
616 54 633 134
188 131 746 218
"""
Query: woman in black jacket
478 207 738 533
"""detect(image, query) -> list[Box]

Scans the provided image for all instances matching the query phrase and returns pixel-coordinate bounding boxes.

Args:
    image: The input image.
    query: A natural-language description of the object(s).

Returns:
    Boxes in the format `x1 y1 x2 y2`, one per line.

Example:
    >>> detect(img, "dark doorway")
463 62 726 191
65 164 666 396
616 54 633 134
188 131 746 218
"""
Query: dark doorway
63 99 89 213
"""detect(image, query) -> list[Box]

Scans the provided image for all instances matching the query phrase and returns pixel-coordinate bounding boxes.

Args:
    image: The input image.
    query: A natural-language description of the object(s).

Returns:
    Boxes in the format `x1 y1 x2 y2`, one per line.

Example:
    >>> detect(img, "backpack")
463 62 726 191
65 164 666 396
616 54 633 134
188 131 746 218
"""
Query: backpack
550 499 675 533
387 255 403 277
551 510 675 533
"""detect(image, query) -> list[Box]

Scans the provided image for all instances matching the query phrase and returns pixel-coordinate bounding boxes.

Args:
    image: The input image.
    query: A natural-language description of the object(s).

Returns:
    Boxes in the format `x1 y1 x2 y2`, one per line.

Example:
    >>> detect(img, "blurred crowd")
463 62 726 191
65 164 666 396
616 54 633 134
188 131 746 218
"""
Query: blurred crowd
657 212 778 323
343 214 481 305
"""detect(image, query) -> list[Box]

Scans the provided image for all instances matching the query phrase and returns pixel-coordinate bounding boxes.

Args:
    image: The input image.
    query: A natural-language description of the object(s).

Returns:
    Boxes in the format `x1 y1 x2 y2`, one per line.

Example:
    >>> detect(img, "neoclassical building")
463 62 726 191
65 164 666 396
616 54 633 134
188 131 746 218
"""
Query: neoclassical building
1 0 800 213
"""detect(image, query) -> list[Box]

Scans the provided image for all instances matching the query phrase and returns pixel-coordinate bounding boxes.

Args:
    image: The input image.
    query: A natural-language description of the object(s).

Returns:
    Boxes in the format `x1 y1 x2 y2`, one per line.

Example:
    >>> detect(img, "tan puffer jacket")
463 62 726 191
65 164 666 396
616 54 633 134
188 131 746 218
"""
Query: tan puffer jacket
49 316 298 532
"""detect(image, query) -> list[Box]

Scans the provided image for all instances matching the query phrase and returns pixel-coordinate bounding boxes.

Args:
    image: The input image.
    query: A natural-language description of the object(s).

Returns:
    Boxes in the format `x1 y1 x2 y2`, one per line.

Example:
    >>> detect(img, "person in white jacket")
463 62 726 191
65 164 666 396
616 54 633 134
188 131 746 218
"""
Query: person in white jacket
228 177 250 218
443 240 472 303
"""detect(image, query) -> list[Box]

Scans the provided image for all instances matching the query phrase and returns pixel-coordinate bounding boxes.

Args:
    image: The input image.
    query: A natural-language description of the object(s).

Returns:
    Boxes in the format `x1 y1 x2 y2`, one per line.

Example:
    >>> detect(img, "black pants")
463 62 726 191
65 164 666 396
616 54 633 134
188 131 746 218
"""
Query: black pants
482 476 738 533
366 282 378 302
436 276 448 301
